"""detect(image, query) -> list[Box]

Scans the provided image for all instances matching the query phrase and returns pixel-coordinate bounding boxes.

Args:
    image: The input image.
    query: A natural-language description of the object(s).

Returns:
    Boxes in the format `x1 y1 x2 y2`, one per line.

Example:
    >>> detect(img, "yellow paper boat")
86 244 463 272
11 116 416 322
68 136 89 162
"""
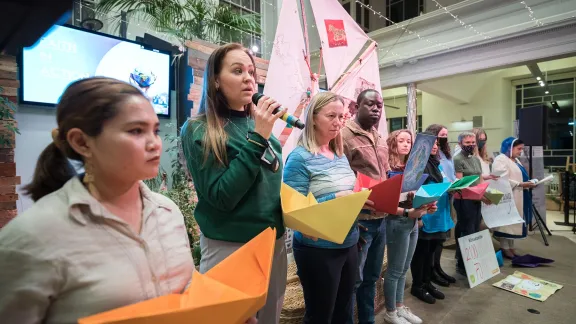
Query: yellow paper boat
281 183 371 244
78 228 276 324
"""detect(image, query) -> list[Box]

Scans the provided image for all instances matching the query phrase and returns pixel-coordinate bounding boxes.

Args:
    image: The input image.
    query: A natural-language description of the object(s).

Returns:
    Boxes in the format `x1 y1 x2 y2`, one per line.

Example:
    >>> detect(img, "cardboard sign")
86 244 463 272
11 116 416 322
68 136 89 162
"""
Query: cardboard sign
493 271 563 302
457 229 501 288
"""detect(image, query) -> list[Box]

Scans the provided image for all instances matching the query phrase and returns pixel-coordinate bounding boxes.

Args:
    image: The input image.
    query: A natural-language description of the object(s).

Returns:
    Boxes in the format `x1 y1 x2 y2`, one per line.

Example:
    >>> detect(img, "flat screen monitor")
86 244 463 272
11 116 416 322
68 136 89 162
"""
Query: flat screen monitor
20 24 172 117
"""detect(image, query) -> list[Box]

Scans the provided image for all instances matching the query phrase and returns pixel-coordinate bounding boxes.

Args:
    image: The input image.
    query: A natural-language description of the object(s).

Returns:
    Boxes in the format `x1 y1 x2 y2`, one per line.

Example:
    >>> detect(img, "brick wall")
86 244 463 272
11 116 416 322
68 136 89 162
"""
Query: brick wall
184 40 269 117
0 55 20 228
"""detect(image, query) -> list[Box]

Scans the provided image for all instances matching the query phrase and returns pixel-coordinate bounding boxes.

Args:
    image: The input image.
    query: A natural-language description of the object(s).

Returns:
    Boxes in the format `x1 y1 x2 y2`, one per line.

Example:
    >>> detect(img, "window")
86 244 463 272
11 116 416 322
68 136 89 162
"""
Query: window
340 0 370 32
389 115 422 133
515 77 575 154
385 0 424 26
220 0 262 56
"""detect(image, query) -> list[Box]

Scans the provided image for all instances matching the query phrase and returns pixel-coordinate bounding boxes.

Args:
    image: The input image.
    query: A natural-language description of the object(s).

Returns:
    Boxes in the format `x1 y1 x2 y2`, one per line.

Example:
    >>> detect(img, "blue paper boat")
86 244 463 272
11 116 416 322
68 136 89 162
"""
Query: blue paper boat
413 182 451 208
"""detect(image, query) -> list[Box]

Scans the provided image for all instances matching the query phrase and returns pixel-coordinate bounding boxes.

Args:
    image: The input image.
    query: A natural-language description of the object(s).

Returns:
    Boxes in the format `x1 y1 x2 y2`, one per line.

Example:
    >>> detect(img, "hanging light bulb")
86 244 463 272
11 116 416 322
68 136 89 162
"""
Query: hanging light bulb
251 45 259 53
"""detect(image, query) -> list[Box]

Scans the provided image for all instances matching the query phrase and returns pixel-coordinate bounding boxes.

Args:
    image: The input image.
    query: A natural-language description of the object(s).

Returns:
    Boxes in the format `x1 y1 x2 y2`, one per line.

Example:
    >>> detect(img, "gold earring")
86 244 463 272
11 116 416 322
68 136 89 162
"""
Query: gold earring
83 159 95 185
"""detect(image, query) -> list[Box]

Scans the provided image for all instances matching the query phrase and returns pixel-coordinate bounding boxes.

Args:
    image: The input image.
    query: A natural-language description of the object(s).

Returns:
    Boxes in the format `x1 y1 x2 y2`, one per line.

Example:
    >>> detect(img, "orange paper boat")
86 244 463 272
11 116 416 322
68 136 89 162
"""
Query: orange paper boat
78 228 276 324
354 173 403 214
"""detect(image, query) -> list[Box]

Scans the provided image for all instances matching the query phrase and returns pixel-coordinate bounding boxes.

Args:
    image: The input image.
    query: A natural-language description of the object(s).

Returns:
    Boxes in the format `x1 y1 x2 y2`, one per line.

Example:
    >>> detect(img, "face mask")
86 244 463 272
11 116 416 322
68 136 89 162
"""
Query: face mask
478 140 486 150
462 145 476 155
438 137 448 146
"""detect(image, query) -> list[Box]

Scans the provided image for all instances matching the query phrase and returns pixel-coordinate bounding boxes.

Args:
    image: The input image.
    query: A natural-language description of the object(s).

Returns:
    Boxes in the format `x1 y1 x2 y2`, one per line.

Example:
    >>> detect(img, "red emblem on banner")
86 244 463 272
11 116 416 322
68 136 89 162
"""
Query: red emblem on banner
354 77 376 99
324 19 348 48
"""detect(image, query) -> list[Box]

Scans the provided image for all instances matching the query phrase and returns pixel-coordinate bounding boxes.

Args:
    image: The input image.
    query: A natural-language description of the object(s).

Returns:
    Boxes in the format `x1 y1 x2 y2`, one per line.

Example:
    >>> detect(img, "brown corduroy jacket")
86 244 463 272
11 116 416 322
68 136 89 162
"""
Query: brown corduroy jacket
342 119 391 220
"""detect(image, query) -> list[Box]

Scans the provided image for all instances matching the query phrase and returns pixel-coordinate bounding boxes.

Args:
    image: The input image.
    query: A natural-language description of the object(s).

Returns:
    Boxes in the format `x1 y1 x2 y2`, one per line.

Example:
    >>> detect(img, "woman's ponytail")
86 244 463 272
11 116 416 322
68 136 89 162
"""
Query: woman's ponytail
22 143 77 202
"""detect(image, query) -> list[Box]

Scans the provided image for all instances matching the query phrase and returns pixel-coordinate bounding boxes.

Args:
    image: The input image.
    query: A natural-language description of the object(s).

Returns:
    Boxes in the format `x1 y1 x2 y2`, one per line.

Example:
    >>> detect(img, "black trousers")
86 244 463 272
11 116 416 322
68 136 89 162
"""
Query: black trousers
454 199 482 270
411 238 442 288
293 242 358 324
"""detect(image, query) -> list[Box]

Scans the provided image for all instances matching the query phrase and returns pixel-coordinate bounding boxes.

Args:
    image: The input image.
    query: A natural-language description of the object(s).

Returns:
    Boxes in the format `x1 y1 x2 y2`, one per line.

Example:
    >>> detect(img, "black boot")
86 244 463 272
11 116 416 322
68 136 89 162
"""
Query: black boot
434 243 456 284
431 268 450 287
425 283 445 300
411 285 436 304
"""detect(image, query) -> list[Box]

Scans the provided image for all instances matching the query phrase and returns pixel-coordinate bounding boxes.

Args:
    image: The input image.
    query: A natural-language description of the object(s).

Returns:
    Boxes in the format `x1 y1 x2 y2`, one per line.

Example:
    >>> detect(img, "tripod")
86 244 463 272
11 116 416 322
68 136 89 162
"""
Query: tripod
531 202 552 246
527 146 552 246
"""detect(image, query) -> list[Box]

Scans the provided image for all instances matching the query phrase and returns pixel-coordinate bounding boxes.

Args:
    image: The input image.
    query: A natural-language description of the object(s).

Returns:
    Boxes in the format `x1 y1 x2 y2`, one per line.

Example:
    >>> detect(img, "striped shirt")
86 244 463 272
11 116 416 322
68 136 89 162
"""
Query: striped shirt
283 146 359 249
0 177 194 324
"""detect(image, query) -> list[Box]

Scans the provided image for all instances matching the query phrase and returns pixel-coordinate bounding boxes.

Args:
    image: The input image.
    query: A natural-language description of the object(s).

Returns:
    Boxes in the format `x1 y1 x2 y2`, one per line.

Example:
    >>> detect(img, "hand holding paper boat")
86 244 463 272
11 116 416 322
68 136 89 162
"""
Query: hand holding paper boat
413 182 451 208
448 175 479 191
484 188 504 204
453 182 490 200
281 183 371 244
78 228 276 324
353 173 403 214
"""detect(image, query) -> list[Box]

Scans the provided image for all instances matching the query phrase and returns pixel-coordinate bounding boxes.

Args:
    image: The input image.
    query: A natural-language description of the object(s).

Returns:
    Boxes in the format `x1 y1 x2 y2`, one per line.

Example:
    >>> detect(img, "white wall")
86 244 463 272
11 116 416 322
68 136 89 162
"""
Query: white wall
15 94 177 213
384 57 576 156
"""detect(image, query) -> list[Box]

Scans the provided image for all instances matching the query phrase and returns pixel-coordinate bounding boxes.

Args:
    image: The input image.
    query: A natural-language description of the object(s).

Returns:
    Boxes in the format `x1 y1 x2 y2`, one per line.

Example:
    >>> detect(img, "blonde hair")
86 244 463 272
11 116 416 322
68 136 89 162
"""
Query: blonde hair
387 129 413 170
298 92 345 156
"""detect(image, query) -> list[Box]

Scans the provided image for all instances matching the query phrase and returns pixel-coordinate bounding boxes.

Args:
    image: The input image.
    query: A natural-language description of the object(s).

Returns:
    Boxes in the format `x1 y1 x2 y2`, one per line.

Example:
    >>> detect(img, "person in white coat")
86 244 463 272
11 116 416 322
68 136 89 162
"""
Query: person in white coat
491 137 536 259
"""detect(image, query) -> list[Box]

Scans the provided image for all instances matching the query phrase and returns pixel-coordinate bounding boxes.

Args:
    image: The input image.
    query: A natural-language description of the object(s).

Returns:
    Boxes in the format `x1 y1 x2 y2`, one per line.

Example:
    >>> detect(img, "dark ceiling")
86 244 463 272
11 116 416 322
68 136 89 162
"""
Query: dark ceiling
0 0 73 56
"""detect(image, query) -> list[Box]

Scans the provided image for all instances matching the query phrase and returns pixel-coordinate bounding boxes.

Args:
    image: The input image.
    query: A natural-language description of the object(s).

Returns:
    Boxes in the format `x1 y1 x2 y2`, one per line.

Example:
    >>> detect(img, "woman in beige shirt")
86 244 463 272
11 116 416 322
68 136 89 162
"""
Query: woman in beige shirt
0 77 256 324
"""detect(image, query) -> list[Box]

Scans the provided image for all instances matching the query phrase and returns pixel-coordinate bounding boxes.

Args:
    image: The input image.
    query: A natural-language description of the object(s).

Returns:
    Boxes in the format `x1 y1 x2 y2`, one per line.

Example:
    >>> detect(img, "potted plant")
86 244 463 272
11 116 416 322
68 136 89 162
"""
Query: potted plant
144 124 201 266
96 0 261 46
0 86 19 147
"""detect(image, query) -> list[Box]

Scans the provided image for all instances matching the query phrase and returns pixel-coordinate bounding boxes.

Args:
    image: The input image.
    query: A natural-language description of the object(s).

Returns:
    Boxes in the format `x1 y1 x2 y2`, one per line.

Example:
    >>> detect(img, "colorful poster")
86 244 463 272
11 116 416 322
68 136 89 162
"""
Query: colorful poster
457 229 501 288
493 271 563 301
402 133 436 192
481 178 525 228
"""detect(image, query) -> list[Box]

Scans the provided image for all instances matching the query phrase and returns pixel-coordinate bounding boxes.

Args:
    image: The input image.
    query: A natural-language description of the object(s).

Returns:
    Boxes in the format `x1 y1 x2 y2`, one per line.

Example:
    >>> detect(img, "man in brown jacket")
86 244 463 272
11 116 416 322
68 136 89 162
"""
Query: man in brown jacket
343 89 390 324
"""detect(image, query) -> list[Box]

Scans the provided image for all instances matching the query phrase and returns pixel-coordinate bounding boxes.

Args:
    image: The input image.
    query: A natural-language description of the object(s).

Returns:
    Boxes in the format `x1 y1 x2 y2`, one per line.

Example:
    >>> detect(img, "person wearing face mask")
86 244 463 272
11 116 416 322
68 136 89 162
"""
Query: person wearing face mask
423 124 456 287
410 134 455 304
472 128 491 175
342 89 390 324
452 132 498 277
491 137 536 259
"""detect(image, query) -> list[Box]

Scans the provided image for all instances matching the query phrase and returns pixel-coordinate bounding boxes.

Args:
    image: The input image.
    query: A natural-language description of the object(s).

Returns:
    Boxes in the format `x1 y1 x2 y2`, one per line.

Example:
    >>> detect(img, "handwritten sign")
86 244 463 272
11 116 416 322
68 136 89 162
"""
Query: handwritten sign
481 178 524 228
458 229 501 288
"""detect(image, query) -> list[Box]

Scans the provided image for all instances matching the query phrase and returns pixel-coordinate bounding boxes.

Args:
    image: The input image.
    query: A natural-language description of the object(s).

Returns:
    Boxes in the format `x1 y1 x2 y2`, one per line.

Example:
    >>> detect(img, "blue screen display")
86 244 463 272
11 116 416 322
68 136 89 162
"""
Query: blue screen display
21 25 171 116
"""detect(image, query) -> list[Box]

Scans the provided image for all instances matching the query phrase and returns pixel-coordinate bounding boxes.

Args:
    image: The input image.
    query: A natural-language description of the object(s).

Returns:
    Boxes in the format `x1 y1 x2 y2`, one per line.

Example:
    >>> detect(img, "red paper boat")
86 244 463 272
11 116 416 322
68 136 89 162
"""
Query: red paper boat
354 173 403 214
453 182 490 200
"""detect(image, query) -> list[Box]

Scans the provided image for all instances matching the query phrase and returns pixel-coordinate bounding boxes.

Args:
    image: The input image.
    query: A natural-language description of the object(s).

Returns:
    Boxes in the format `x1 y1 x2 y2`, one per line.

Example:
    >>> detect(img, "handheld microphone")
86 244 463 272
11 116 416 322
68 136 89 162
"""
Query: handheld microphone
251 93 305 129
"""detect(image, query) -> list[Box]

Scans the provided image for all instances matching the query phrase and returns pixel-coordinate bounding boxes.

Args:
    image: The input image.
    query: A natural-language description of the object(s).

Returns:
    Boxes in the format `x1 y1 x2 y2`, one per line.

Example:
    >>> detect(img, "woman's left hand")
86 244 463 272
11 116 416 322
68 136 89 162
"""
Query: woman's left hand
418 220 423 228
363 199 376 212
245 317 258 324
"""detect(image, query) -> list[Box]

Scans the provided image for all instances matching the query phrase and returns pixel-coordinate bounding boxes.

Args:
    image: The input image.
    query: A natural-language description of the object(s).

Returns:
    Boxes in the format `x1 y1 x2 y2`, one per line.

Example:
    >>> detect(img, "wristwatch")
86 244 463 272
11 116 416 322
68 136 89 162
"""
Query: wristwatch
403 208 409 218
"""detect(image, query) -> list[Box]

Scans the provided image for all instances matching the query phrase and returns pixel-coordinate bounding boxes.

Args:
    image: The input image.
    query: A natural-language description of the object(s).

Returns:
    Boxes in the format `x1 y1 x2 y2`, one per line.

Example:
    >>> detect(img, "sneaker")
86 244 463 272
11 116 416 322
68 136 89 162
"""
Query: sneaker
397 306 423 324
383 310 411 324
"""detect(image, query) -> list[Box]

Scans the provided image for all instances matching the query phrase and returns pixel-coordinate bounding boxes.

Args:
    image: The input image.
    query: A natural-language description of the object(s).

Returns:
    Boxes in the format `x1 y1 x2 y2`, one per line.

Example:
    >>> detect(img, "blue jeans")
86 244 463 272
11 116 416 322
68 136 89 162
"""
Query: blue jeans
347 219 386 324
384 216 418 311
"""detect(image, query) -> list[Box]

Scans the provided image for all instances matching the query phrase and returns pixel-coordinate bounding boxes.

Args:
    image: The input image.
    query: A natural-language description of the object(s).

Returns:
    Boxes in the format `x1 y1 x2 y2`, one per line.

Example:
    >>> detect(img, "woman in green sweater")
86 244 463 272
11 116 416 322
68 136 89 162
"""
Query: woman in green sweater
181 43 287 323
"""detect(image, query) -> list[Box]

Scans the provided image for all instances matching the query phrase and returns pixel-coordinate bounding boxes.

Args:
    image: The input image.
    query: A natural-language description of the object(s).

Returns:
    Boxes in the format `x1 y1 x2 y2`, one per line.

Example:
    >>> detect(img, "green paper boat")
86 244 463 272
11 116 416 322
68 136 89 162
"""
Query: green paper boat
484 188 504 204
448 175 479 191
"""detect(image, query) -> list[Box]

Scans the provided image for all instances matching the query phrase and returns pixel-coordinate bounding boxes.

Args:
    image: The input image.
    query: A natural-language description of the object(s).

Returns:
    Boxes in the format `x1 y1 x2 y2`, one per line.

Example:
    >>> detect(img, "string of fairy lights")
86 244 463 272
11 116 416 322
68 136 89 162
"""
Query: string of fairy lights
82 0 550 64
429 0 491 40
520 1 546 27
